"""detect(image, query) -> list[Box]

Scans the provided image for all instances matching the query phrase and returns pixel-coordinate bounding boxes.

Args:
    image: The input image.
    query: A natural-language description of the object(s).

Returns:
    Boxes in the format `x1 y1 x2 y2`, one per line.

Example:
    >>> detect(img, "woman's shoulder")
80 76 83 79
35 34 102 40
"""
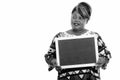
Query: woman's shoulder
87 31 103 40
87 30 100 36
65 29 72 34
54 32 66 38
54 30 74 38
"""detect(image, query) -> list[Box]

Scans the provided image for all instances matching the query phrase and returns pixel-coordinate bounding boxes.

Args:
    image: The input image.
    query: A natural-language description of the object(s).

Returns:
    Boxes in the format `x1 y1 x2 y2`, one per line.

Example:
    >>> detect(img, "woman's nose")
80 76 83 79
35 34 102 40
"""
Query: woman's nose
75 16 78 20
73 14 78 19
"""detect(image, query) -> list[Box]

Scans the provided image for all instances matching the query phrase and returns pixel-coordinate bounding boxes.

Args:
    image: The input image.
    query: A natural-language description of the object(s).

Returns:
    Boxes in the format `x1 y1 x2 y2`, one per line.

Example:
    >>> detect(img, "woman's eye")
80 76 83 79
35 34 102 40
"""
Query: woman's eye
79 17 82 19
73 15 77 19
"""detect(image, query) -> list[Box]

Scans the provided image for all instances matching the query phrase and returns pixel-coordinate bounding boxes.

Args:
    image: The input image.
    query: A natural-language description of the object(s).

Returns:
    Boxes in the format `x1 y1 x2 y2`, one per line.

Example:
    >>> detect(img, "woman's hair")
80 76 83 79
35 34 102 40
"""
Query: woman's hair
72 2 92 21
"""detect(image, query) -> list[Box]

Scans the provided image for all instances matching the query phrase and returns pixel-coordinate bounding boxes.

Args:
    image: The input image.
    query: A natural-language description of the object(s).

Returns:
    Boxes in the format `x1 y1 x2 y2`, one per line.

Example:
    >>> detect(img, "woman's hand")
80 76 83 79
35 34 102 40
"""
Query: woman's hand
48 59 57 71
96 57 106 69
55 66 62 73
51 59 57 66
51 59 62 72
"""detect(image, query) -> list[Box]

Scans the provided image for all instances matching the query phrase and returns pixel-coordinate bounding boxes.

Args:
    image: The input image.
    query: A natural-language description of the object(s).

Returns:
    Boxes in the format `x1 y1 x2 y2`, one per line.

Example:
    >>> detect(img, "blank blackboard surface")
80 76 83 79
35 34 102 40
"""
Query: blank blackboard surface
55 35 98 69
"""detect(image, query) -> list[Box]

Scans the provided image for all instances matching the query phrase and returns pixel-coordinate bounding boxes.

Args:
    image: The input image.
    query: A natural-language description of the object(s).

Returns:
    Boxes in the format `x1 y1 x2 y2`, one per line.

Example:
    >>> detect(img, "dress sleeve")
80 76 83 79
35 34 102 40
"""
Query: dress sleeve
96 33 112 69
44 32 62 71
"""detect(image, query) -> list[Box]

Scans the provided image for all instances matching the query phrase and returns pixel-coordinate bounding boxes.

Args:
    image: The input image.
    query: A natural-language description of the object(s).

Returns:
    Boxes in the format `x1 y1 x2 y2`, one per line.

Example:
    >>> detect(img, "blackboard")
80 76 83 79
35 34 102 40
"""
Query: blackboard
55 35 98 69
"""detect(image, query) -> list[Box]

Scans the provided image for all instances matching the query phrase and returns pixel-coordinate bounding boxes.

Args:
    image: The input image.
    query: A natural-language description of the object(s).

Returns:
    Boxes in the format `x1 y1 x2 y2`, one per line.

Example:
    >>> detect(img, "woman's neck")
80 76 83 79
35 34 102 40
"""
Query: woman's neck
66 28 88 36
72 28 85 32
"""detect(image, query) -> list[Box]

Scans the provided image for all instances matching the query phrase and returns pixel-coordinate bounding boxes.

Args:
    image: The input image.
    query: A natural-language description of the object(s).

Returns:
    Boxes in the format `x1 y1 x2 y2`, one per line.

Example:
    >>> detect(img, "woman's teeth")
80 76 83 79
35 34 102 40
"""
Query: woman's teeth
74 23 79 26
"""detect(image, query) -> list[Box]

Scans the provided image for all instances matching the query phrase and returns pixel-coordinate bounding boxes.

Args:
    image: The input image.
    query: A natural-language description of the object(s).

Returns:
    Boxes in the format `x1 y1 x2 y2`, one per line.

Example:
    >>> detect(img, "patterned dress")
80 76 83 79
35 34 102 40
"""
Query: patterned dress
44 30 111 80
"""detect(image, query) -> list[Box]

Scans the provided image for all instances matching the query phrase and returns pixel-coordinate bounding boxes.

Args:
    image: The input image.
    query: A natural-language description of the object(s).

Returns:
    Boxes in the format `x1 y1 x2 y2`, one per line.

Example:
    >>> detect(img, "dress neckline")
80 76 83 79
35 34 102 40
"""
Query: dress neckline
64 30 89 36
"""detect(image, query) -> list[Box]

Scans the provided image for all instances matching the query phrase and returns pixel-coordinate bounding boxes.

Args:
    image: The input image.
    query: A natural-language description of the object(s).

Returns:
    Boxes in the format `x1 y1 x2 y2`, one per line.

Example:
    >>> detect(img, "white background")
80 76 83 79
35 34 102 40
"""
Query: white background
0 0 119 80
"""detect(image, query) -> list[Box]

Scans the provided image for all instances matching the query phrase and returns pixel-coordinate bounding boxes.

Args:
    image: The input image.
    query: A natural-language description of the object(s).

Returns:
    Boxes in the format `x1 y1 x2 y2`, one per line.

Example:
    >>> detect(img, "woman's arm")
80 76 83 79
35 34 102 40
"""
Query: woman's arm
44 37 57 71
96 33 112 69
44 32 62 71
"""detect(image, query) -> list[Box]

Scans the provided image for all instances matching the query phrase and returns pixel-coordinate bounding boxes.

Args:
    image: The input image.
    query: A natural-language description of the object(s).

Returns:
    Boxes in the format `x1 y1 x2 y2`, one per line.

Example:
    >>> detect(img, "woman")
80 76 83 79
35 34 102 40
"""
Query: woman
44 2 111 80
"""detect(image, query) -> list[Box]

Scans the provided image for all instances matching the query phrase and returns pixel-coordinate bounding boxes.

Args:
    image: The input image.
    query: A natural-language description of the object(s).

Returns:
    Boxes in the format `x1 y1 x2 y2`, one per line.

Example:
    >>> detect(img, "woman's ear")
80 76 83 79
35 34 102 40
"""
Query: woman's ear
84 19 88 24
86 18 89 24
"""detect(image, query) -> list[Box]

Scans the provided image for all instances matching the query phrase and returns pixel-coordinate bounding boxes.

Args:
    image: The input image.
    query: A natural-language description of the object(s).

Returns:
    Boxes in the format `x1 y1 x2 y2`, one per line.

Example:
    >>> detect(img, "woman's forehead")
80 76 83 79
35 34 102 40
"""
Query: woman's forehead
72 11 82 17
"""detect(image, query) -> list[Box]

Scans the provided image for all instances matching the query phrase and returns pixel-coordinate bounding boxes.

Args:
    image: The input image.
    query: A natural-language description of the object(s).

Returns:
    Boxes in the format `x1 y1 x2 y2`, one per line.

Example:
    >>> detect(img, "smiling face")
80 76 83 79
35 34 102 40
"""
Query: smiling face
71 11 87 32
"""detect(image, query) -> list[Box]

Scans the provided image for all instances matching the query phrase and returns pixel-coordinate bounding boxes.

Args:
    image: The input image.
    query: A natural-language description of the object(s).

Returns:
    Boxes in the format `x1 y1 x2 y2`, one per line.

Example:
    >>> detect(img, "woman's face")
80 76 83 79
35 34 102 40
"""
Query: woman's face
71 11 87 31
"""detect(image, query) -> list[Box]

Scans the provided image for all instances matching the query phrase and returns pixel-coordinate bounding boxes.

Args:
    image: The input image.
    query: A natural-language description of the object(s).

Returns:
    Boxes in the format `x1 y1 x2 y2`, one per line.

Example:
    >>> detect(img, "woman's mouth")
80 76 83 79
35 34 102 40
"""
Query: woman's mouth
73 22 81 26
73 23 80 26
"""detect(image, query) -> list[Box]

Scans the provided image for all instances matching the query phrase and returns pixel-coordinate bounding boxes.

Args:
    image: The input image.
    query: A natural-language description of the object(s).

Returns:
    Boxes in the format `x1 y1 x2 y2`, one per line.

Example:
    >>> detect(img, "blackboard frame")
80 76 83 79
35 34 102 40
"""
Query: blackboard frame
55 35 98 69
